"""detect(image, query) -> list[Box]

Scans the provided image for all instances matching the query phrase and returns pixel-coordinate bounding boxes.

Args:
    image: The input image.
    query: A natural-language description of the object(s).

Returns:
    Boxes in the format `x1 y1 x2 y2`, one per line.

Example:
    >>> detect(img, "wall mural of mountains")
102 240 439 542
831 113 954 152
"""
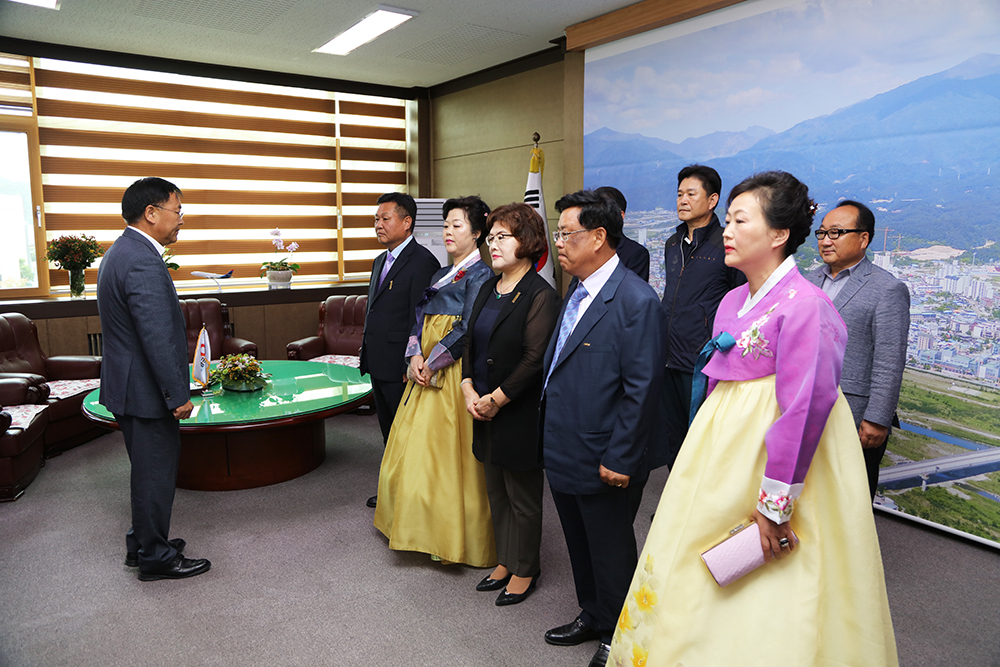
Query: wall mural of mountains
585 53 1000 257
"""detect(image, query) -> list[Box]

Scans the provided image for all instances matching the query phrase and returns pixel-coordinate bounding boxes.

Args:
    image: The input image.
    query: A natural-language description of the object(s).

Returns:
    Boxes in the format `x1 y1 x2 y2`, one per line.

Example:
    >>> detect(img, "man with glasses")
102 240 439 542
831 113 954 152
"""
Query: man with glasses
97 177 210 580
540 190 664 667
807 200 910 500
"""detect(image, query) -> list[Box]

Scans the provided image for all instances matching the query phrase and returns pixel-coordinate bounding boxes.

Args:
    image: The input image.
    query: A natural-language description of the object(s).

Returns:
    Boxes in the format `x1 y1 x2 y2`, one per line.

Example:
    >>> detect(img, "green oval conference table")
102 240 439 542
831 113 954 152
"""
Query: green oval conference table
82 360 372 491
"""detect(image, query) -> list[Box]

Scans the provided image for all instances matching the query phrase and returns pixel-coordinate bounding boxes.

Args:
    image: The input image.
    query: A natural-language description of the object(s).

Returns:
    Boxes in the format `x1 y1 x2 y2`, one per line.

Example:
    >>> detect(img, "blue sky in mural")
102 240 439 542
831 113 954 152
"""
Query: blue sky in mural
584 0 1000 142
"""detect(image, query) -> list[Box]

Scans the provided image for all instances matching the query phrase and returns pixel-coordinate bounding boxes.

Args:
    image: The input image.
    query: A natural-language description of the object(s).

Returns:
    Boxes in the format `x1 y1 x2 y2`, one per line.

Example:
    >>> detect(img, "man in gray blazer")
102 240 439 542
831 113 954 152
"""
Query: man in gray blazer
97 177 210 581
807 200 910 500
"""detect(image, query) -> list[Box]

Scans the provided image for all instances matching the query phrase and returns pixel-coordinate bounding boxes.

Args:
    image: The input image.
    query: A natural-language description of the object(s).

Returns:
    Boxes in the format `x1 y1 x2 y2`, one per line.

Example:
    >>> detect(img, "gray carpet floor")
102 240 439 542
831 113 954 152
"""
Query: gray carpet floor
1 413 998 666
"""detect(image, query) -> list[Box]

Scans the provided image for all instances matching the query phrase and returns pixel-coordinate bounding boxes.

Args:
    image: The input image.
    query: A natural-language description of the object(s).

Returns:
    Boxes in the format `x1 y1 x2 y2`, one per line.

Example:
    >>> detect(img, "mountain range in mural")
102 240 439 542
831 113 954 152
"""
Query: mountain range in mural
585 53 1000 255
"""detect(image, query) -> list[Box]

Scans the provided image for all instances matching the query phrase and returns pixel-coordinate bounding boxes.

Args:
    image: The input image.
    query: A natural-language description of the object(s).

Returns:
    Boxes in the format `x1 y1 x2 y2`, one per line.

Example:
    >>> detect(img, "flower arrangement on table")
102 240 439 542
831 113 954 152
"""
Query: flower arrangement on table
260 228 300 276
216 353 270 392
45 234 105 298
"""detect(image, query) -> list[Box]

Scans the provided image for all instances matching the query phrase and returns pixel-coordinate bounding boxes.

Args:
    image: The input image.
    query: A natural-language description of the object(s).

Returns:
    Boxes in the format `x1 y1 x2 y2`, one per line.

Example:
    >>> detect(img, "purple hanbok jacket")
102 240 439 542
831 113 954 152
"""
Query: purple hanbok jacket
703 259 847 524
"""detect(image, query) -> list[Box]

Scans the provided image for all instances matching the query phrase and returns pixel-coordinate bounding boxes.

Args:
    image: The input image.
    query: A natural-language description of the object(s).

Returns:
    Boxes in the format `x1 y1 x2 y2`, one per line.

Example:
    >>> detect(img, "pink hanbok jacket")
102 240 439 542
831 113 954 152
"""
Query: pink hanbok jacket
703 259 848 524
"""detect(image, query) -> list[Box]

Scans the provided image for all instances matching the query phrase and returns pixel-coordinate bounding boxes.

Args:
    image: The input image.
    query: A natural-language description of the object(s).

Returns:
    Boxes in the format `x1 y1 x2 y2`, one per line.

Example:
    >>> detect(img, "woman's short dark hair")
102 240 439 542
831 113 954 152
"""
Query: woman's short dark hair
443 195 491 247
726 171 816 257
487 203 549 263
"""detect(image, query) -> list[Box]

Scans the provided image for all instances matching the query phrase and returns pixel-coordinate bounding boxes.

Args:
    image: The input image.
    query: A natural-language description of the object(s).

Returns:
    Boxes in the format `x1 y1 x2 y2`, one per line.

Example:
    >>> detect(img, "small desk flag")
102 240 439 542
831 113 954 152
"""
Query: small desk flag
192 325 211 387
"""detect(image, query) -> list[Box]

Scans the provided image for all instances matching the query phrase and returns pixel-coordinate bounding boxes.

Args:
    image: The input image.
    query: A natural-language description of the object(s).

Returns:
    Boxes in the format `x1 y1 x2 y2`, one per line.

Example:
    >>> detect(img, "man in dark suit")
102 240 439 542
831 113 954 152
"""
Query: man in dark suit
807 200 910 500
594 186 650 282
360 192 439 508
541 190 664 667
97 177 210 581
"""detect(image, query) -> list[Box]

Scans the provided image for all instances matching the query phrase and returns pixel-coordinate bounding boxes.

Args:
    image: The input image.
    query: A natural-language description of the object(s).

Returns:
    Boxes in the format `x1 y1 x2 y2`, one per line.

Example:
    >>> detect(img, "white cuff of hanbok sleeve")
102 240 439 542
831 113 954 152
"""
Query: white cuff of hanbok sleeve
757 477 804 525
405 335 422 359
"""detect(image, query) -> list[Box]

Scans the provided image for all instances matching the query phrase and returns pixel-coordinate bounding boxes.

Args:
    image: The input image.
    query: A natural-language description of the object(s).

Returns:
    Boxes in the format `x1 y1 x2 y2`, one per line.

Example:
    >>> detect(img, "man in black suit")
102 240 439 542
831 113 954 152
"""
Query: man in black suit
360 192 439 508
97 177 210 581
594 186 650 282
541 190 664 667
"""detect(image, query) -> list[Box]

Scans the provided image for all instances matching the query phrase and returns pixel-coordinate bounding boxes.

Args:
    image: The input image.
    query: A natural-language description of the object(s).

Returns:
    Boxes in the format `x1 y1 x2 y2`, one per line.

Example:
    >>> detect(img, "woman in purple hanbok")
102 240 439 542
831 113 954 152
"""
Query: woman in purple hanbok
608 172 897 667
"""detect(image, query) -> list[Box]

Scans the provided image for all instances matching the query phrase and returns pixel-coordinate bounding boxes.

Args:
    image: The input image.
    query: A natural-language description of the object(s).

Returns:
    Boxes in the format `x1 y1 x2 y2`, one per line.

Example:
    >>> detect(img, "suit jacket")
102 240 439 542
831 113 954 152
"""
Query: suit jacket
806 255 910 427
463 269 558 470
541 261 665 494
96 226 189 419
616 236 650 282
360 237 440 382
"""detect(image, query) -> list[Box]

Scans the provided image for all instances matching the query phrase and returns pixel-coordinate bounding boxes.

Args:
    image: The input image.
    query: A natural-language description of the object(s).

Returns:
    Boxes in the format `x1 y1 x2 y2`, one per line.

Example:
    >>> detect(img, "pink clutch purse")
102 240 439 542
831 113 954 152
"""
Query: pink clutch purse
700 522 798 587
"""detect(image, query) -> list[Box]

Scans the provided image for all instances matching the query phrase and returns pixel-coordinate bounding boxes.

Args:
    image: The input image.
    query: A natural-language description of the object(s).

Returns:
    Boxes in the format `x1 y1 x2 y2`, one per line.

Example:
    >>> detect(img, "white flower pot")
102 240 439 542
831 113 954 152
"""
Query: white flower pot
267 270 293 290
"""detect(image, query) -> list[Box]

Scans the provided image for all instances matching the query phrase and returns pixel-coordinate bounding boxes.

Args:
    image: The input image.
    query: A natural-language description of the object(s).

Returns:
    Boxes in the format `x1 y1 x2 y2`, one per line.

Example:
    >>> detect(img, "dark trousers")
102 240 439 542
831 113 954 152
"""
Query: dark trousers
371 378 406 445
483 460 543 578
659 368 693 470
116 413 182 570
864 440 889 501
844 394 892 502
550 477 647 643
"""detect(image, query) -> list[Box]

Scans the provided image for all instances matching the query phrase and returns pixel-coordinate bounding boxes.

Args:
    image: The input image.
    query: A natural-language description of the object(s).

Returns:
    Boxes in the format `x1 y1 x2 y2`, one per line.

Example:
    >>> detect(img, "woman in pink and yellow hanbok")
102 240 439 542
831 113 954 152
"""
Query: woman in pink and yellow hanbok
609 172 897 667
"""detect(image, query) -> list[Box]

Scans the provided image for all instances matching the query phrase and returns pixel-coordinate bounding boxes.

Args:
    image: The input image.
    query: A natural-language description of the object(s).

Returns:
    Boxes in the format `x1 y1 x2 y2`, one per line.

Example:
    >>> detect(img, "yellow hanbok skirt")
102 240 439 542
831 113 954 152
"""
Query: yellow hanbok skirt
373 314 496 567
609 376 897 667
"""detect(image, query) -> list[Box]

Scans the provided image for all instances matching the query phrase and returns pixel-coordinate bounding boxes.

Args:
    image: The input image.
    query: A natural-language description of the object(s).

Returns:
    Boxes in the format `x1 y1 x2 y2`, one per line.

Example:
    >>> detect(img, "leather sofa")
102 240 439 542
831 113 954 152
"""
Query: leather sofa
0 312 106 457
178 298 257 359
0 377 49 500
286 295 367 362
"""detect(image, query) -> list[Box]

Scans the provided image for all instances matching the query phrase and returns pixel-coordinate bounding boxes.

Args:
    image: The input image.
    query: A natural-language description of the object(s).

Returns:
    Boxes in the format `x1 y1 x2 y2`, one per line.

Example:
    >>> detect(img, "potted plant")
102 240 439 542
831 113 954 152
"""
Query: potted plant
216 353 269 392
260 228 300 289
45 234 105 299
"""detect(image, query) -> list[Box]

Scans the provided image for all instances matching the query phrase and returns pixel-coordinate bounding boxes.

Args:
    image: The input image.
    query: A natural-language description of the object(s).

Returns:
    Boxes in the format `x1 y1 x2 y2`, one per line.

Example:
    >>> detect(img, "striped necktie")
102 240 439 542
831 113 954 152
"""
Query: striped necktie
377 251 395 289
544 283 589 388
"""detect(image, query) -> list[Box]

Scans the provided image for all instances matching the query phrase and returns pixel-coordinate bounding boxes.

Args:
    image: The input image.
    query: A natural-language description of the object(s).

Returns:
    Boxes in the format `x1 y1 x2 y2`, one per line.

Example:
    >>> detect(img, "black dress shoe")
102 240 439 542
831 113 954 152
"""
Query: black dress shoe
366 495 378 508
137 555 211 581
544 616 600 646
588 643 611 667
475 572 511 592
125 538 186 568
495 572 539 606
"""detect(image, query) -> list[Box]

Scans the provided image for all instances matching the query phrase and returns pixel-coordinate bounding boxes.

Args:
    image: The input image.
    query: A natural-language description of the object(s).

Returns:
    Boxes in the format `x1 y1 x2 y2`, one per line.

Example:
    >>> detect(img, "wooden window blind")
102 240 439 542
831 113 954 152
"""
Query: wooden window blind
0 53 34 117
32 57 406 294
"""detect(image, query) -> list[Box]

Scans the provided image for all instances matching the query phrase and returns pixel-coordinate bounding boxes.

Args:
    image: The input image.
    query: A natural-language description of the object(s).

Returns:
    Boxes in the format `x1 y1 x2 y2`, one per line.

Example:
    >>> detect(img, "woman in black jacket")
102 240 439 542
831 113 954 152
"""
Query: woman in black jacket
461 202 558 606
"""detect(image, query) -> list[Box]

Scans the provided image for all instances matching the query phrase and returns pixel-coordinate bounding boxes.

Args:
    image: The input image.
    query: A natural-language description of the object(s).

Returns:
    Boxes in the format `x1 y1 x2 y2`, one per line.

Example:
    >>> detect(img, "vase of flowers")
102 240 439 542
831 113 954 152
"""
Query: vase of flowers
45 234 105 299
217 353 269 392
261 228 300 290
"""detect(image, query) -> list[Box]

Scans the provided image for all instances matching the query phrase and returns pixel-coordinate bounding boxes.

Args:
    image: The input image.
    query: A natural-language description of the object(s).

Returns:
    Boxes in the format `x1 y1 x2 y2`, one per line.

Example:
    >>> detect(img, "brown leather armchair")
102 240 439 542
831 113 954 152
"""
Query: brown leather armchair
0 377 49 501
0 312 105 457
286 295 367 361
178 298 257 359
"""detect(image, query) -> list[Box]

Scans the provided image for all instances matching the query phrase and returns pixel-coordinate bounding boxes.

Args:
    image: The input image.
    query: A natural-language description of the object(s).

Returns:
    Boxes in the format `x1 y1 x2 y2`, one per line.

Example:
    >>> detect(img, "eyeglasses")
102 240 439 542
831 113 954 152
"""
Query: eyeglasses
815 228 862 240
552 229 592 244
486 232 515 246
151 204 184 220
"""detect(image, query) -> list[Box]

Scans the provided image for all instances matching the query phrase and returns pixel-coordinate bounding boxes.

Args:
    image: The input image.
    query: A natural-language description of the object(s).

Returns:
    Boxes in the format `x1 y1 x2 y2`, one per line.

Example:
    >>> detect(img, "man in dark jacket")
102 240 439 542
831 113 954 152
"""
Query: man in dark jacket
360 192 440 508
659 165 745 469
595 186 650 282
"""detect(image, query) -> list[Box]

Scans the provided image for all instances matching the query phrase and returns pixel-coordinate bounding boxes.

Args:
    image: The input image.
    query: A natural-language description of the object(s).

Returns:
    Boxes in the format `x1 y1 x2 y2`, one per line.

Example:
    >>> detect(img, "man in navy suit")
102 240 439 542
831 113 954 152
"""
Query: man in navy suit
594 186 650 282
541 190 664 667
360 192 439 508
97 177 210 581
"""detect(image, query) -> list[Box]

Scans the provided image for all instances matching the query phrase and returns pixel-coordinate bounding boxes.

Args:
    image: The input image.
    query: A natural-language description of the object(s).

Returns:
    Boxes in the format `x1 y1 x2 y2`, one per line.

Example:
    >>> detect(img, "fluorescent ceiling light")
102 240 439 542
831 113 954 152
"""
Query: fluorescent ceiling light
7 0 61 8
314 6 417 56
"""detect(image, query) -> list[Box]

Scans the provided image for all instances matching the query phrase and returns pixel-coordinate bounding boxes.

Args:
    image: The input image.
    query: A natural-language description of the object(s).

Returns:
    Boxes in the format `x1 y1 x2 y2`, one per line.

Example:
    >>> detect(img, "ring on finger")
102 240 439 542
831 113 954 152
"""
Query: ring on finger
778 537 790 548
